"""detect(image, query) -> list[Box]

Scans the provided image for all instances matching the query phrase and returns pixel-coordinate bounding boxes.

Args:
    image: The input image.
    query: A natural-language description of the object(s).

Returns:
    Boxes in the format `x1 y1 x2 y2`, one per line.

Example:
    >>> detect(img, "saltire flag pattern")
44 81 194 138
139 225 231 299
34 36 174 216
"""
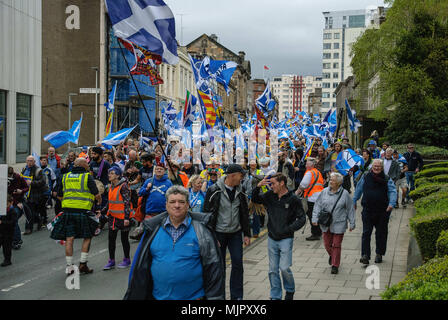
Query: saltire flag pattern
183 90 197 129
105 0 178 65
198 90 216 128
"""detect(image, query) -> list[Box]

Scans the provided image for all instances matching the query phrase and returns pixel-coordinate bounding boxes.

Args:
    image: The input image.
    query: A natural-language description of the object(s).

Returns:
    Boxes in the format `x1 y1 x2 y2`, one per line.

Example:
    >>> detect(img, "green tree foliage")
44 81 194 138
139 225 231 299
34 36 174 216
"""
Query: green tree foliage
351 0 448 146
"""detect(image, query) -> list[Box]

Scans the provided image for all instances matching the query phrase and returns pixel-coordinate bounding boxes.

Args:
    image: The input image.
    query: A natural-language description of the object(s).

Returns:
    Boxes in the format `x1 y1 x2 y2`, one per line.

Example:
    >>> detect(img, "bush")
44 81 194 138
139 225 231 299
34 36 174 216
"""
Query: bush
415 167 448 179
409 183 448 201
392 144 448 160
414 191 448 211
424 161 448 170
431 175 448 184
436 230 448 257
382 256 448 300
410 211 448 261
414 177 431 188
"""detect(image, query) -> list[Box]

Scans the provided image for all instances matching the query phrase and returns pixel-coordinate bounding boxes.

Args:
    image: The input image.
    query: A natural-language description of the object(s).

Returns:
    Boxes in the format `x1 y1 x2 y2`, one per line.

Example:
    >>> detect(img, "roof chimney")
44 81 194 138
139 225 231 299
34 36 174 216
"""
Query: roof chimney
210 34 218 42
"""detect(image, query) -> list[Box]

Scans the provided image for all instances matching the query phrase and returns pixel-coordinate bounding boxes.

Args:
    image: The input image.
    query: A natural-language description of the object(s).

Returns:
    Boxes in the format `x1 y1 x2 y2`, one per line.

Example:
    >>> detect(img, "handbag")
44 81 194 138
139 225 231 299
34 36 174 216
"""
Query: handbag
318 189 344 227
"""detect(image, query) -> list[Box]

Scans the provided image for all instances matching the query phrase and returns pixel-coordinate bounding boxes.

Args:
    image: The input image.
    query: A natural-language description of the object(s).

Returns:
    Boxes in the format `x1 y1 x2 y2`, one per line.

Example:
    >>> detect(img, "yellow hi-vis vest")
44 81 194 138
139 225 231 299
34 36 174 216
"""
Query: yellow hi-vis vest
62 172 95 210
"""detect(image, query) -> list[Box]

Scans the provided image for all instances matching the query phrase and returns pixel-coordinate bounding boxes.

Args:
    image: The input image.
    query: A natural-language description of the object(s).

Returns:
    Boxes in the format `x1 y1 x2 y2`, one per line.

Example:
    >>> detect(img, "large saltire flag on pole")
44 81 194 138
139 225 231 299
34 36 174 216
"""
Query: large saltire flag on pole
101 126 137 149
44 116 83 148
345 99 362 133
183 90 197 129
105 0 178 65
198 90 216 128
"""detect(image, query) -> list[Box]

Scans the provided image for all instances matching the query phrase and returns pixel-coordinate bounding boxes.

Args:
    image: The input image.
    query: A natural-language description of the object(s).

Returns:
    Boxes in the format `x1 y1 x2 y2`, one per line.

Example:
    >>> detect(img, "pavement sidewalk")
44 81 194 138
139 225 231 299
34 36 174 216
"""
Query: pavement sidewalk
225 204 414 300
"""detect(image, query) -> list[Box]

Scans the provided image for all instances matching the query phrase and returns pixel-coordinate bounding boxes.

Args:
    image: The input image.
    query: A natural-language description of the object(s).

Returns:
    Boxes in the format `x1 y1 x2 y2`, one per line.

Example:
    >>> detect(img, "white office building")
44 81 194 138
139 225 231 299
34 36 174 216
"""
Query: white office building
271 75 322 120
0 0 42 166
321 7 385 114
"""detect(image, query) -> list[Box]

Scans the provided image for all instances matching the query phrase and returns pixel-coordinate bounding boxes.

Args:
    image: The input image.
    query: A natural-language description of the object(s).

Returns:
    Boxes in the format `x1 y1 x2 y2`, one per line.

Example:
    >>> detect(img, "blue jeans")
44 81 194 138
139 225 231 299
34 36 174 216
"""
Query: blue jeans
251 214 260 236
268 236 295 300
13 206 23 243
215 231 244 300
405 171 416 199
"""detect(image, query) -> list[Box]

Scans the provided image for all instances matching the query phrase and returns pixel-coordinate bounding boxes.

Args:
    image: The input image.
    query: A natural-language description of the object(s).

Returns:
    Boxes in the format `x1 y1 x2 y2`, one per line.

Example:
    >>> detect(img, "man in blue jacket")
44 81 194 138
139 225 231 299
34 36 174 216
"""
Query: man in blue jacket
124 185 224 300
353 159 397 265
138 163 172 217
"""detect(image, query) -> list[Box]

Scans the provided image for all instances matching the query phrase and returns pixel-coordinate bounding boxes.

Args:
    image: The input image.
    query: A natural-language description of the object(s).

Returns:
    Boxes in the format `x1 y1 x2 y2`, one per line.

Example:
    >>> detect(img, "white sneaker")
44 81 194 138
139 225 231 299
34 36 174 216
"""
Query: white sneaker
66 264 74 275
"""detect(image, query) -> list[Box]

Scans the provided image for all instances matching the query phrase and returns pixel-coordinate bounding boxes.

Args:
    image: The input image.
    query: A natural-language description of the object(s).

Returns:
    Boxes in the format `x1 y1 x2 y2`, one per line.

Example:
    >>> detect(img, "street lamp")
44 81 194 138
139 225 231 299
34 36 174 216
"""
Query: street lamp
91 66 99 143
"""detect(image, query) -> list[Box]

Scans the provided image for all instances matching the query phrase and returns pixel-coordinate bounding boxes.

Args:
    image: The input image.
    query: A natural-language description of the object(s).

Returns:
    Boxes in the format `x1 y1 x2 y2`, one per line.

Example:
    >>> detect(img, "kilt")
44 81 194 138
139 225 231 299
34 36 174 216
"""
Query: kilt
50 212 98 240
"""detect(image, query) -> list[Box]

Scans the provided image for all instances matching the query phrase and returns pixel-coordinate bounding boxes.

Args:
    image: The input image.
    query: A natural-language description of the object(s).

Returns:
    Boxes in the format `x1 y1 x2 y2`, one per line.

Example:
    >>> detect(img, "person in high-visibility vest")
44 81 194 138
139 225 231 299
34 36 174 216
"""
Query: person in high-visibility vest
50 158 102 276
296 157 325 241
101 166 133 270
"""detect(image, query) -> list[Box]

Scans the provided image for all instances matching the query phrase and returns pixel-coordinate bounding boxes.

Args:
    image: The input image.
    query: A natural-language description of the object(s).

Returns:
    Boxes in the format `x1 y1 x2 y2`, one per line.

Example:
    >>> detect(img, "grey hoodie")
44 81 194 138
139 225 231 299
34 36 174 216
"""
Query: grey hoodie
214 177 243 234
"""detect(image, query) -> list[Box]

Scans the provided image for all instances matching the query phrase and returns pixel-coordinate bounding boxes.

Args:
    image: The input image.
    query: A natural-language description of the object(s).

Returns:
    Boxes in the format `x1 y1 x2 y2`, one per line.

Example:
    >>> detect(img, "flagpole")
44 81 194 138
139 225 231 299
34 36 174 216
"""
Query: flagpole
117 40 175 173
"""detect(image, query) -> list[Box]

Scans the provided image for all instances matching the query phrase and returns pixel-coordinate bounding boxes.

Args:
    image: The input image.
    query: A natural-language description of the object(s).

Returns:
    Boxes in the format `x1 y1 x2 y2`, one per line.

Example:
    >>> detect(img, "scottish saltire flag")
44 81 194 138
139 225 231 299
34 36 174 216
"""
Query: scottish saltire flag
183 90 197 129
335 149 364 176
313 114 320 123
105 112 114 136
278 130 289 140
139 131 152 149
104 81 117 112
32 149 41 168
255 80 276 115
105 0 178 65
397 154 407 164
345 99 362 133
68 116 83 145
102 126 137 147
162 101 177 128
198 90 216 128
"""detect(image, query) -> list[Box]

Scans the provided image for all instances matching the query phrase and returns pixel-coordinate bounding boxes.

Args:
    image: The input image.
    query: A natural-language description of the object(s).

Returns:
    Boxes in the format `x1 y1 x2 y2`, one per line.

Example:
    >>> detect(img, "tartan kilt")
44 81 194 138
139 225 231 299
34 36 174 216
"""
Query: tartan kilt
50 212 98 240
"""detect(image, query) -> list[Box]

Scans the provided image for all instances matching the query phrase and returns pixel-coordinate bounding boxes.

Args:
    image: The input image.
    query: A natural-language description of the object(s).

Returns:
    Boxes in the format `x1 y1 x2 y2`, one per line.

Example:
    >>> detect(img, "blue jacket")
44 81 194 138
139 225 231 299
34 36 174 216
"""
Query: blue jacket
139 174 172 215
353 172 397 208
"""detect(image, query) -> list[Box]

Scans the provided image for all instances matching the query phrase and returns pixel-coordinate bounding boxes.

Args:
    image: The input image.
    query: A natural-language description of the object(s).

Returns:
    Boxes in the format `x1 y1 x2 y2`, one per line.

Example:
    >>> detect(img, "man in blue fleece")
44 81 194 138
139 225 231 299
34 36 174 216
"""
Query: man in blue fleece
138 163 172 217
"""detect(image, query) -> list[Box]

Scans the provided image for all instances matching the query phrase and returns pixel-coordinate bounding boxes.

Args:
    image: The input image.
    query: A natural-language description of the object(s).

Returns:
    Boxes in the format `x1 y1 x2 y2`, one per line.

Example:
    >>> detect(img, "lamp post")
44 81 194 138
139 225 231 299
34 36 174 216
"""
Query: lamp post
91 66 99 143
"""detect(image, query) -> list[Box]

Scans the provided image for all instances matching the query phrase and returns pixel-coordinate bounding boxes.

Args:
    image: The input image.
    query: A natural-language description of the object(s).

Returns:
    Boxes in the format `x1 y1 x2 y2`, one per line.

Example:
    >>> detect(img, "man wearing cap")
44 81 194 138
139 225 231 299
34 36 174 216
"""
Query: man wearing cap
367 140 381 159
139 162 173 218
204 164 251 300
167 161 189 188
277 150 295 191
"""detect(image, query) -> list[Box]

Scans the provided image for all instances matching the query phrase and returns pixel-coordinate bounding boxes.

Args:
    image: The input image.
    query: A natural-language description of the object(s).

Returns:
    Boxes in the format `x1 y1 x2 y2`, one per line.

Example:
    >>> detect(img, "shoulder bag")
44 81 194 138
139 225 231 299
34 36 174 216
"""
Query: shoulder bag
318 189 344 227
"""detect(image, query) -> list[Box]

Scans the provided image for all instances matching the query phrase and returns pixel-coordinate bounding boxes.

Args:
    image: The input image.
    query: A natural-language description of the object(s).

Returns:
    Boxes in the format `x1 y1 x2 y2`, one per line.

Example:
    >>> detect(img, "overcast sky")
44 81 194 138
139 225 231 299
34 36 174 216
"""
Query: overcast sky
164 0 387 79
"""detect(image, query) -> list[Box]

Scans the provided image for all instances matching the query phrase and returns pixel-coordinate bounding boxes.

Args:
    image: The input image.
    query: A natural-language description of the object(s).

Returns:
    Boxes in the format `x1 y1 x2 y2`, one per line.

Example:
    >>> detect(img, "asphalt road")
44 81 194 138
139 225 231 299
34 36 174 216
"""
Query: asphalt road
0 208 140 300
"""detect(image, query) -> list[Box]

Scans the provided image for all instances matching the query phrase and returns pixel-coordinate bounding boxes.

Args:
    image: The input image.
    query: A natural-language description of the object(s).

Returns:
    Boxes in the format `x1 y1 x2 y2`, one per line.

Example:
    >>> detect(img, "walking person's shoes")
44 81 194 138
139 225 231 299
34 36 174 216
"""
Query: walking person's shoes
331 266 338 274
118 258 131 269
306 235 321 241
375 254 383 263
284 292 294 300
1 260 12 267
329 255 332 265
103 259 115 270
23 229 32 235
401 198 406 206
360 255 370 265
79 262 94 274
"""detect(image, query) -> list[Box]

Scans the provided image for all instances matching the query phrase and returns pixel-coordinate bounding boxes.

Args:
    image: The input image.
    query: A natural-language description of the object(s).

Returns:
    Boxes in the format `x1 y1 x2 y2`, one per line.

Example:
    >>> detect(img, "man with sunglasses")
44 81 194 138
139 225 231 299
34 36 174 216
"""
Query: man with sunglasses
403 144 423 202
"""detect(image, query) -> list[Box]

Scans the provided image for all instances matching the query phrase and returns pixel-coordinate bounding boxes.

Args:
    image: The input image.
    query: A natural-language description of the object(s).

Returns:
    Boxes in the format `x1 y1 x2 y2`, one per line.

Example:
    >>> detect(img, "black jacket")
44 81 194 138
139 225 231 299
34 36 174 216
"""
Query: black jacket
21 165 48 204
203 182 251 238
252 187 306 241
0 206 16 238
123 212 224 300
403 151 424 172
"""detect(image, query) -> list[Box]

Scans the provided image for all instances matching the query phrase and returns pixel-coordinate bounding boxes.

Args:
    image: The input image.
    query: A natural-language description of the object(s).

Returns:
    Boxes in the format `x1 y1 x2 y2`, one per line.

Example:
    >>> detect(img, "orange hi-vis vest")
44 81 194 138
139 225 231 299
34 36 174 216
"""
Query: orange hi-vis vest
304 168 324 198
107 183 134 220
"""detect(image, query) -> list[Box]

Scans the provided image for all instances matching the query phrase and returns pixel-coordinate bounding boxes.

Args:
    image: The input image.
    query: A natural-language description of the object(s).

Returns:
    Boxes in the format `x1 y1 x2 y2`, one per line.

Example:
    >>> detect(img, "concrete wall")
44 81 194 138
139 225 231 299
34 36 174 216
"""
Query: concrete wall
0 0 42 166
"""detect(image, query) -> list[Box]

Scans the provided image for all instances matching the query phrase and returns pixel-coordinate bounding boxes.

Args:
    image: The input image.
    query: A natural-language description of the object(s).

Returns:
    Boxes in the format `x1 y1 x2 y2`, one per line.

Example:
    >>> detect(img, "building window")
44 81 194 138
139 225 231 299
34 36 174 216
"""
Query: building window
323 33 332 39
333 62 339 69
333 72 339 78
322 92 330 98
334 33 340 39
0 91 6 164
333 82 339 88
323 63 331 69
323 43 331 50
323 73 331 79
333 52 339 59
349 15 366 28
334 43 340 49
322 83 330 88
16 93 31 163
323 53 331 59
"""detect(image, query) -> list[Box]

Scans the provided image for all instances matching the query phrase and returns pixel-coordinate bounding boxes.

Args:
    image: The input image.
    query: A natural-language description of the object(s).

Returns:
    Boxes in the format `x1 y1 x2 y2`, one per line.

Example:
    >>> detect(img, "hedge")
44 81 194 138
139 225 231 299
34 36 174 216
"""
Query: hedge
392 144 448 160
414 191 448 212
423 161 448 170
436 230 448 257
409 183 448 201
381 255 448 300
415 167 448 179
410 211 448 261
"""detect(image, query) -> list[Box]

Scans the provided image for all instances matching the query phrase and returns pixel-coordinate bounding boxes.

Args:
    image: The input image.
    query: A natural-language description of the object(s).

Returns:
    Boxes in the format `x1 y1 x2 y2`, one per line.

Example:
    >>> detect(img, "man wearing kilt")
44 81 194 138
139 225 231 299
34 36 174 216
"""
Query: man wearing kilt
51 158 102 275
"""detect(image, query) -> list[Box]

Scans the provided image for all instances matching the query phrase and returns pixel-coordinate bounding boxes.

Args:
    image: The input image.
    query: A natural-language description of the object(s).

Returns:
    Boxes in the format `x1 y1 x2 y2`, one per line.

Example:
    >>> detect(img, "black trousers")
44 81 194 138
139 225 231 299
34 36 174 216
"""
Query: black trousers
26 199 46 231
108 229 130 260
0 236 13 262
306 201 322 237
361 209 391 259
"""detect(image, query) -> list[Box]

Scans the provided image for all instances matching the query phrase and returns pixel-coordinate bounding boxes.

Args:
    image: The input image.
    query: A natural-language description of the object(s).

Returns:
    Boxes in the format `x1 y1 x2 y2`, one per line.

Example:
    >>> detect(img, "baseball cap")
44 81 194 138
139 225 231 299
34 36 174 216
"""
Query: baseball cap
226 164 246 175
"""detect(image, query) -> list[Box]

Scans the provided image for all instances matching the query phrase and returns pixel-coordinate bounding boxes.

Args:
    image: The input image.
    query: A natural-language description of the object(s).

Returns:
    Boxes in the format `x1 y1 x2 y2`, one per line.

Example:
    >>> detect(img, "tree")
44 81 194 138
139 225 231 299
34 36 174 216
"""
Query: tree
351 0 448 146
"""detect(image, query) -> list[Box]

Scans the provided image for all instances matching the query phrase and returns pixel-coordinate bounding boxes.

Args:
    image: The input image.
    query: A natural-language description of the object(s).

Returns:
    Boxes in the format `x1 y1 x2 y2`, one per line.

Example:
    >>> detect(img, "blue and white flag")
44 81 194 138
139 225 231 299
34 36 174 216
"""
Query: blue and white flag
101 126 137 147
32 149 41 168
44 116 83 148
140 131 152 149
183 91 197 129
255 80 276 115
335 149 364 176
68 115 83 145
104 81 118 112
313 113 320 123
345 99 362 133
105 0 178 65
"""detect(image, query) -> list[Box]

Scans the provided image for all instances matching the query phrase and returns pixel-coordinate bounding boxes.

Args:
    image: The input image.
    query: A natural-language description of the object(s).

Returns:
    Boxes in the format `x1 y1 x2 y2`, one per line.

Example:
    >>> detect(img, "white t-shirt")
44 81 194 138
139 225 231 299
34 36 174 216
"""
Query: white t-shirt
383 159 393 175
